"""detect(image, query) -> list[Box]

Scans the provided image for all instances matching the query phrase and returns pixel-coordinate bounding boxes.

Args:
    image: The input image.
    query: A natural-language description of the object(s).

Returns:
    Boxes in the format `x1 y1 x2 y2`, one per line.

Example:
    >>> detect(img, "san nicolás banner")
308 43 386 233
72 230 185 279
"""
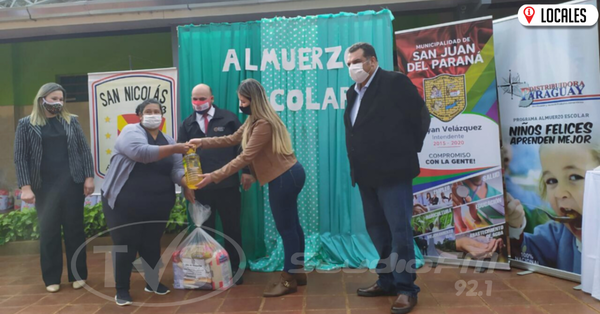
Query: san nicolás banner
87 68 178 194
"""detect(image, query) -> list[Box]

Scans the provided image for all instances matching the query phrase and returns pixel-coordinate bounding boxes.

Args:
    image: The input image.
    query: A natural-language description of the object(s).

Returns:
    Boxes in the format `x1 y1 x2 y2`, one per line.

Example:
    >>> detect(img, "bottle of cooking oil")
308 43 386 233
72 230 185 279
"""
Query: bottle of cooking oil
184 148 202 190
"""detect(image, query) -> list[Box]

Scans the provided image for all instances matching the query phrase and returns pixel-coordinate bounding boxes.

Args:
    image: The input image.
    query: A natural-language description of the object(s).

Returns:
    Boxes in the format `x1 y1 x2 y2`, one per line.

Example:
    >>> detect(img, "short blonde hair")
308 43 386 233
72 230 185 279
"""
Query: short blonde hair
29 83 76 126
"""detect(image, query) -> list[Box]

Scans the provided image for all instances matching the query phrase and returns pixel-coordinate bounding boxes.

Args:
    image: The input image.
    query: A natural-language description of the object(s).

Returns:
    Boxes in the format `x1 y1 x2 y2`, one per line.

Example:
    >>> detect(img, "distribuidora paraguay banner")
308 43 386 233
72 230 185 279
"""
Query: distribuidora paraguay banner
494 0 600 276
396 16 508 269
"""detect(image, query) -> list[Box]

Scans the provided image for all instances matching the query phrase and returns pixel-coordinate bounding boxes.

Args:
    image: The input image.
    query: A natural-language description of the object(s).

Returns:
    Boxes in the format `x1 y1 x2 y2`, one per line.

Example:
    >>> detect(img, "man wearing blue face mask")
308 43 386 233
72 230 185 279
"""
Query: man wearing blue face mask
344 42 431 314
177 83 254 285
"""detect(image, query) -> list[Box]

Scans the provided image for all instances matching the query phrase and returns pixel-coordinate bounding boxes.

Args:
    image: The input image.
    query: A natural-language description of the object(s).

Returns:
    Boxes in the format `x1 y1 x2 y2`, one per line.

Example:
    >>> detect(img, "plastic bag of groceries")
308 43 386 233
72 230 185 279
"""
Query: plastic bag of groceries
172 201 233 290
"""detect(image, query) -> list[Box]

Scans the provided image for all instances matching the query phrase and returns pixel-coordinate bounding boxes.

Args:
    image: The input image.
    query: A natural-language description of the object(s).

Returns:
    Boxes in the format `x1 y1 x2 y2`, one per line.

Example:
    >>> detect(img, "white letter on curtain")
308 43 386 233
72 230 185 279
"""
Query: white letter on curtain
222 49 241 72
245 48 258 71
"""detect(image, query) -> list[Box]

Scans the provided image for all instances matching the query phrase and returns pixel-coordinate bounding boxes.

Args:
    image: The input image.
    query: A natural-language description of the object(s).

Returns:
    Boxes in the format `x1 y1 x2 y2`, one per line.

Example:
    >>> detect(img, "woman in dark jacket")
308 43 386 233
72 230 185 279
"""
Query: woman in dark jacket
101 99 192 306
14 83 94 293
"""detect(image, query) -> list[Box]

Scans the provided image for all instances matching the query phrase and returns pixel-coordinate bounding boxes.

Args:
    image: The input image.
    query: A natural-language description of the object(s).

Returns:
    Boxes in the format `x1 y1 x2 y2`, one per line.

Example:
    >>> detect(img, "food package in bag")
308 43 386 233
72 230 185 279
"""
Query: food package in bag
13 189 21 210
20 200 35 210
0 190 9 211
84 195 99 207
209 249 233 290
172 201 233 290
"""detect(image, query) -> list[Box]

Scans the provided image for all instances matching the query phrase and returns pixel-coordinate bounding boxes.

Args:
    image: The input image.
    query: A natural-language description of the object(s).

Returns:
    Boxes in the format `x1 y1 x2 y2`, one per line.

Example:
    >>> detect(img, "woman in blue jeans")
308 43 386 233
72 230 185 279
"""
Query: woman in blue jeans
190 78 306 297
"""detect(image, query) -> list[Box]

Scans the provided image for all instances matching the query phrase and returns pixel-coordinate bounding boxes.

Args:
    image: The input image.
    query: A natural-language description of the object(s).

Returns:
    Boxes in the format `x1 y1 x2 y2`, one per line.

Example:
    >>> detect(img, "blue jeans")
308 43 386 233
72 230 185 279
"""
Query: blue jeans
359 180 420 297
269 162 306 272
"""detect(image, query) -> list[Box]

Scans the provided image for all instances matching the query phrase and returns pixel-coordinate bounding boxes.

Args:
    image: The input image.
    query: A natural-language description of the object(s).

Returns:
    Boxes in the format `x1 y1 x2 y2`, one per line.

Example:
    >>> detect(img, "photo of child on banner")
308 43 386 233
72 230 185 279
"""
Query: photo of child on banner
505 141 598 274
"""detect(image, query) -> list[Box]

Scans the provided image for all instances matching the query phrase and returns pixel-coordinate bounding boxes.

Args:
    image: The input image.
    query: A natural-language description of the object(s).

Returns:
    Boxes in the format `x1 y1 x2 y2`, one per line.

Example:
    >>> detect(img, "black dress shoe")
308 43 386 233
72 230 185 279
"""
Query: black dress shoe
235 275 244 285
232 268 244 285
357 282 397 297
391 294 417 314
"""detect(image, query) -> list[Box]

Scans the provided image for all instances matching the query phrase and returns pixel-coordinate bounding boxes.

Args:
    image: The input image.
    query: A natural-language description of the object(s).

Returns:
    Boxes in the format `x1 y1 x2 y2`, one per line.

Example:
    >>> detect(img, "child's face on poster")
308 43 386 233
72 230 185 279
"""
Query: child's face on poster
540 143 598 240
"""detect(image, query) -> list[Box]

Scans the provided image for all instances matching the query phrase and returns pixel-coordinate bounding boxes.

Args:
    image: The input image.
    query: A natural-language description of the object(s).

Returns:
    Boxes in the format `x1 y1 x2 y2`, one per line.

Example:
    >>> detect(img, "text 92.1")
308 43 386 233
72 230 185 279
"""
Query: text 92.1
455 280 492 297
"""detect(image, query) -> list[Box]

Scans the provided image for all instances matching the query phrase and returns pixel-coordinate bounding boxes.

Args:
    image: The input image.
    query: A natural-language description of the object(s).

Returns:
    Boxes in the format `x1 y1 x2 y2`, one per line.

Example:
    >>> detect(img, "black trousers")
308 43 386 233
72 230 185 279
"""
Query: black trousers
34 180 87 286
193 187 243 270
102 196 170 292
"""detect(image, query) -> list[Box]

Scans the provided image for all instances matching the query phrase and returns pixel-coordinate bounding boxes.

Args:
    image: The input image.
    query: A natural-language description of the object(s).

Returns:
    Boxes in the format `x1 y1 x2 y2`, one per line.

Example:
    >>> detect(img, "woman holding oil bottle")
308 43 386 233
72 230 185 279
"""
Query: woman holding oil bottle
101 98 194 306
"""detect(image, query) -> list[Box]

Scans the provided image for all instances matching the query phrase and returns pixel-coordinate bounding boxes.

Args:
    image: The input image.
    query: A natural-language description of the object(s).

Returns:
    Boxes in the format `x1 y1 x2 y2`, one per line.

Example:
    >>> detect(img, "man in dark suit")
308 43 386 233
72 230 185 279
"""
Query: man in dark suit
344 42 431 314
178 83 255 285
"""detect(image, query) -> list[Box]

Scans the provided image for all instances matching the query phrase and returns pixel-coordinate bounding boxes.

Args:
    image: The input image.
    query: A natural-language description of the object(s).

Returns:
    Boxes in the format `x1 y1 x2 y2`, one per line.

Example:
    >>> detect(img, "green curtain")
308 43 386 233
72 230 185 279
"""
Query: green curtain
178 21 266 264
178 10 423 271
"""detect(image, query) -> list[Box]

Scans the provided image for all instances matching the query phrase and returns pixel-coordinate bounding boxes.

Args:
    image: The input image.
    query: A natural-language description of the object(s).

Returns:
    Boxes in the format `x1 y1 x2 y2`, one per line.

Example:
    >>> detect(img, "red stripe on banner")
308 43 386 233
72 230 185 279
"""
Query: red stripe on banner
91 81 101 177
533 94 600 102
93 71 175 84
417 166 490 177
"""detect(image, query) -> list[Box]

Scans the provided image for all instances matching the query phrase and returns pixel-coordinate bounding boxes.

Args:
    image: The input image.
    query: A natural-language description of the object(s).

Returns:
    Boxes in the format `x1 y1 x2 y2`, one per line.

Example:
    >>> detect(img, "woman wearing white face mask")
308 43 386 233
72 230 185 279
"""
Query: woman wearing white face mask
101 99 193 306
14 83 95 293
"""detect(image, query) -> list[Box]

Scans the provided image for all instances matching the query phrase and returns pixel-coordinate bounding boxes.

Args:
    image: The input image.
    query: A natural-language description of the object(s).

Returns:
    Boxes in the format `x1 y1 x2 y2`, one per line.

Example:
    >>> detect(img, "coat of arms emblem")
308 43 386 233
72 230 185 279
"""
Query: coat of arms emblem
423 74 467 122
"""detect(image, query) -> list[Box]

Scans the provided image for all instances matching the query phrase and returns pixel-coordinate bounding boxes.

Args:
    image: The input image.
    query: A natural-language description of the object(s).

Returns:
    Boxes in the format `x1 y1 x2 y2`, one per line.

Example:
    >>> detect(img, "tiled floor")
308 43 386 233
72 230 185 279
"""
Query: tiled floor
0 252 599 314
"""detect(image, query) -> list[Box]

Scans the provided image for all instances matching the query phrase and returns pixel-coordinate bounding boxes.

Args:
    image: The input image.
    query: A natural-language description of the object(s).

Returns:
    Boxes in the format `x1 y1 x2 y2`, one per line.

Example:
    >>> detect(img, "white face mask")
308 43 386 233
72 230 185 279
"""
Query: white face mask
349 62 370 83
142 114 162 129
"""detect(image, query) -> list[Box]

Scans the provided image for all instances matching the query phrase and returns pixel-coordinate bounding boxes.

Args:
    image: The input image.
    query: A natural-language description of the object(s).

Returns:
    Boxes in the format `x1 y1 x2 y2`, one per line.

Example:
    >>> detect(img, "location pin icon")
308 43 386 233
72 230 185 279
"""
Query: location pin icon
524 6 535 24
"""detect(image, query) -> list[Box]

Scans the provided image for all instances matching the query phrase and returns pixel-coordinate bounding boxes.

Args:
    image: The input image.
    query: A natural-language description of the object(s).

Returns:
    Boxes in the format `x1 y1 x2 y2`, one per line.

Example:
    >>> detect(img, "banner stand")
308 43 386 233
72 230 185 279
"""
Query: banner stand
425 256 511 271
396 16 509 271
511 260 580 283
494 0 599 283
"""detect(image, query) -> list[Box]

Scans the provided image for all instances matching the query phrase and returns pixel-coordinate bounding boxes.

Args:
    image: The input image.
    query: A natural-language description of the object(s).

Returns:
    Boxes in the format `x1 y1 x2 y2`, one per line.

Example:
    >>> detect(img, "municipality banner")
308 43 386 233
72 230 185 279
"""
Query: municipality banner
396 17 508 269
87 68 178 194
494 0 600 276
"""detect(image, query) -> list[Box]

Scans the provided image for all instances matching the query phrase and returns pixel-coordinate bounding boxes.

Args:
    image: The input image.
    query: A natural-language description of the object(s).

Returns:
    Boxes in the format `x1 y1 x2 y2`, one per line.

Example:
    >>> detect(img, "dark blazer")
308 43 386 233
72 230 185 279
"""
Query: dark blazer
178 105 248 190
344 68 431 187
14 115 94 190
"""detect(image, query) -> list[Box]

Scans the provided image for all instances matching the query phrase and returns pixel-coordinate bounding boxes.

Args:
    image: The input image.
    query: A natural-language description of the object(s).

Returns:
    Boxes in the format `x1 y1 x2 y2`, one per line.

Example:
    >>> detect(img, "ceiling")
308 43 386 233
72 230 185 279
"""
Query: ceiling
0 0 477 41
0 0 539 42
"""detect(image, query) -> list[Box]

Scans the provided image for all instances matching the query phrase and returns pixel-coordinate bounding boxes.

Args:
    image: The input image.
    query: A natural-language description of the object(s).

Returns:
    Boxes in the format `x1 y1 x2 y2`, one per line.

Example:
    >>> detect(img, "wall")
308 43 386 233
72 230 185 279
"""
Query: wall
393 10 454 31
0 31 172 189
0 4 564 190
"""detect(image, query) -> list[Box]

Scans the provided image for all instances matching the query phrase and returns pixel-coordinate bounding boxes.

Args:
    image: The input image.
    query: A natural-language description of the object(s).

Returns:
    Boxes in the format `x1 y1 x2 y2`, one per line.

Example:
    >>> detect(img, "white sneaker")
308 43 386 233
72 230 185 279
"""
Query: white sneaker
72 280 86 290
46 284 60 293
